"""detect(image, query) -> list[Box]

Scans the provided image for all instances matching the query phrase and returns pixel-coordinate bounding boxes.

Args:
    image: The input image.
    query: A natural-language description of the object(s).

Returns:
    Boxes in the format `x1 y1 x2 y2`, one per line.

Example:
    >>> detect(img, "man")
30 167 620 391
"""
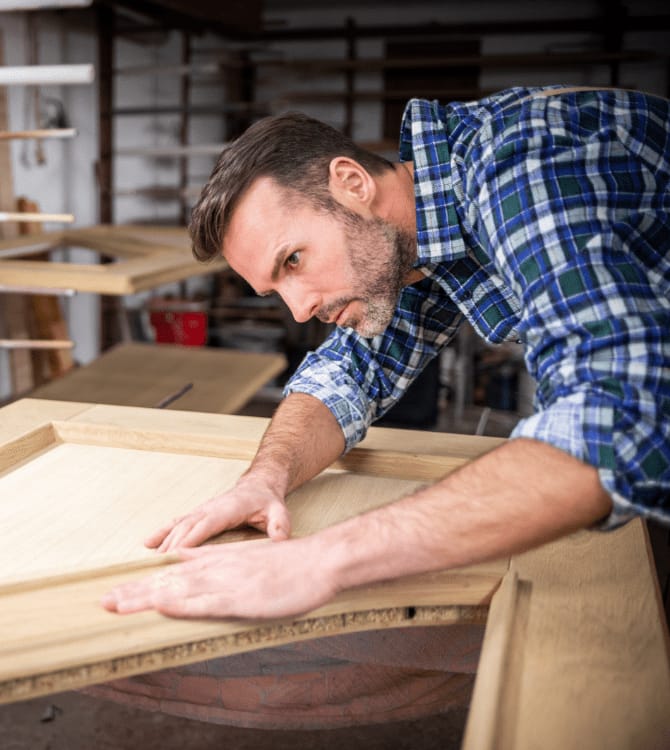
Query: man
103 85 670 620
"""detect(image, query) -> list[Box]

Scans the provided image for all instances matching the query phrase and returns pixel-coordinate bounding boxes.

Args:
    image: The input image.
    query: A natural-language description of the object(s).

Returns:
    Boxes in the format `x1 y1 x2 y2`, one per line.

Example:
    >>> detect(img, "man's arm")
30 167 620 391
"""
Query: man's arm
328 437 612 587
146 393 345 550
103 437 612 619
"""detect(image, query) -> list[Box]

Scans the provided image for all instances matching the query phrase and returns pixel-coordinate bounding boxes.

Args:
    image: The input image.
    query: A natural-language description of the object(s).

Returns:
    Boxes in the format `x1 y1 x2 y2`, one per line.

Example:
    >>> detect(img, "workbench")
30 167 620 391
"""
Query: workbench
0 398 668 749
29 342 287 413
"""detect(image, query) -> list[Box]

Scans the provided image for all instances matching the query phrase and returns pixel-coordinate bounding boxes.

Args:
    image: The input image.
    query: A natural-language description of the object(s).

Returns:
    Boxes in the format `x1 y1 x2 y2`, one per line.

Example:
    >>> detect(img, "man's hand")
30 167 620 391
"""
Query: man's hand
102 537 336 620
146 394 346 553
145 475 292 552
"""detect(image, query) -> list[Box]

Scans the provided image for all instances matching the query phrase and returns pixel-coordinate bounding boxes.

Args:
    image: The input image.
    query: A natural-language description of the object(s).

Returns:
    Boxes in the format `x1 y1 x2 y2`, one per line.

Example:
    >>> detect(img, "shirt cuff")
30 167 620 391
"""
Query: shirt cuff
283 360 373 452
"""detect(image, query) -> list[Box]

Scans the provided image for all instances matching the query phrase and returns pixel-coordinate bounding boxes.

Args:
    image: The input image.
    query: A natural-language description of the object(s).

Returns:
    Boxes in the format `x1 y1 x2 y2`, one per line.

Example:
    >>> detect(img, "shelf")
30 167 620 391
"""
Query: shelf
254 49 660 72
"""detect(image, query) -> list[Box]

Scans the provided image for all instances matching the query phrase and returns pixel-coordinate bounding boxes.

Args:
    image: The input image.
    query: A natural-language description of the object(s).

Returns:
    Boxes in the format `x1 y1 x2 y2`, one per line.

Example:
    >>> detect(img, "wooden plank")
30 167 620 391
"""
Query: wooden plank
0 563 493 705
0 128 77 140
1 295 35 393
0 64 93 86
43 400 504 482
460 570 523 750
464 519 670 750
0 338 72 350
30 342 286 414
0 211 74 223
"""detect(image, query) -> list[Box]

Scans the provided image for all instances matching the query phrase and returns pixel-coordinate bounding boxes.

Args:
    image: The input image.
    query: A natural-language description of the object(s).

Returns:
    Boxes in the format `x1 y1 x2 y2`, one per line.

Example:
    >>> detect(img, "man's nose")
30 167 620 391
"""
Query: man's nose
283 288 320 323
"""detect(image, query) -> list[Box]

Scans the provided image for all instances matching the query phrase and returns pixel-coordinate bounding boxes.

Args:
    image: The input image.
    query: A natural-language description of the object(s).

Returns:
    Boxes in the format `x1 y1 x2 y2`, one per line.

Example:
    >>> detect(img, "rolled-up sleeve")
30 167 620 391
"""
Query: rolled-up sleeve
470 89 670 528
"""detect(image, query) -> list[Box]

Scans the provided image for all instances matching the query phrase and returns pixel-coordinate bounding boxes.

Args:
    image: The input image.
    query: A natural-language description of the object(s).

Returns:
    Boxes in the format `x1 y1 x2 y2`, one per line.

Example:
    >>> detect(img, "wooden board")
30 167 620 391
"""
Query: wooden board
29 342 287 413
0 224 228 294
0 399 505 704
463 520 670 750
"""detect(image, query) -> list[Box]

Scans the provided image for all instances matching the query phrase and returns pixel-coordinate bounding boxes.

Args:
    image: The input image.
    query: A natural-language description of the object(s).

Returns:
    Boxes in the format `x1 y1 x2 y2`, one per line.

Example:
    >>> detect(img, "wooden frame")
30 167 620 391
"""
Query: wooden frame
0 398 668 748
0 225 227 294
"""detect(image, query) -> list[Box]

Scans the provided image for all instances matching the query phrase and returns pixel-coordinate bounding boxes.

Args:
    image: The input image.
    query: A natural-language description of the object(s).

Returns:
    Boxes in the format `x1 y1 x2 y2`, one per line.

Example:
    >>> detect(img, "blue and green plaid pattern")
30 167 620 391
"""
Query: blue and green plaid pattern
286 86 670 529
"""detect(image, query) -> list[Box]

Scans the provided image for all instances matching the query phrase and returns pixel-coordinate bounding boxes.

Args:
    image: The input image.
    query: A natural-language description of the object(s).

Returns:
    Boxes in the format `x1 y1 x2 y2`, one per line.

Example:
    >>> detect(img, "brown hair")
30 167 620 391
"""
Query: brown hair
189 112 394 262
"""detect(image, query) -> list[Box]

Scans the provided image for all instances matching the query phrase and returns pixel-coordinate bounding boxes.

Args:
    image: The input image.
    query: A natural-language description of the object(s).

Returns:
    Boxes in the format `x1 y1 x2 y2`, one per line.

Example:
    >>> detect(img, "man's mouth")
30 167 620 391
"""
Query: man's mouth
317 302 352 326
335 305 349 327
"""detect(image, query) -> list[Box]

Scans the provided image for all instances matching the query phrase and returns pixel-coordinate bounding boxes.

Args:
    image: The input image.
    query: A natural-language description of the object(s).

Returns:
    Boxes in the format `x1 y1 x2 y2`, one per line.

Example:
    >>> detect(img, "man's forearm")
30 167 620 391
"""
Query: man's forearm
244 392 346 496
320 437 613 591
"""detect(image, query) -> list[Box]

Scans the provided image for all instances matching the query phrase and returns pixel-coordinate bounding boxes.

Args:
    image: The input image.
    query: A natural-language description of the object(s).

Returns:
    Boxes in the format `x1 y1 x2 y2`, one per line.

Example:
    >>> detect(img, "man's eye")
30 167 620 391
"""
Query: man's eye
286 251 301 268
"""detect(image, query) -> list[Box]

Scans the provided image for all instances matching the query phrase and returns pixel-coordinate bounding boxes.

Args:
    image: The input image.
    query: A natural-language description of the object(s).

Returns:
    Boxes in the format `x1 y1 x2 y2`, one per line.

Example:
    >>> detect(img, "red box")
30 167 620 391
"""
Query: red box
149 301 208 347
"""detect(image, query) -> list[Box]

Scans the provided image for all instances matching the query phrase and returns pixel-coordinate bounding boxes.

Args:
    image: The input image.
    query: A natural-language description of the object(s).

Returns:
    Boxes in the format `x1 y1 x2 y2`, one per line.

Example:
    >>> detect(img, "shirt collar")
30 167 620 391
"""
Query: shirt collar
399 98 468 267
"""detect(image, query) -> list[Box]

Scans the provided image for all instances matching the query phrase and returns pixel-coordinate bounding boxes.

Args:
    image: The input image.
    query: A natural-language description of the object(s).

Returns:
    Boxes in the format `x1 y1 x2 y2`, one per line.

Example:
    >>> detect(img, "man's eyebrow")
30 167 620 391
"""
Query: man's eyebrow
270 245 291 283
255 245 290 296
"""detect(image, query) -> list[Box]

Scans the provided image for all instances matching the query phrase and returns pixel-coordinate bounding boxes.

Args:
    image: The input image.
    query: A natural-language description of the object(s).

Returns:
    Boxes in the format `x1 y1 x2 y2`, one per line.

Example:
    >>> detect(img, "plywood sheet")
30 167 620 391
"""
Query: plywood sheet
30 342 287 414
0 400 504 704
464 519 670 750
0 225 227 294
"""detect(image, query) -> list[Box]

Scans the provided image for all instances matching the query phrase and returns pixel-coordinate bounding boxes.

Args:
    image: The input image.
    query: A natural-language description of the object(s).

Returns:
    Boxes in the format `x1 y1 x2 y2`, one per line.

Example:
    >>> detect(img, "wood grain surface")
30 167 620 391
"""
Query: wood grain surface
464 519 670 750
29 342 287 414
0 400 503 704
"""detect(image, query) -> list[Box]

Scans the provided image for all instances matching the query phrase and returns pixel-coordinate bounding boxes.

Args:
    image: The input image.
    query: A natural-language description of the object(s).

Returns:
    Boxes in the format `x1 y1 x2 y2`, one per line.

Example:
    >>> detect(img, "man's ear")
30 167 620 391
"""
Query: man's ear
328 156 376 214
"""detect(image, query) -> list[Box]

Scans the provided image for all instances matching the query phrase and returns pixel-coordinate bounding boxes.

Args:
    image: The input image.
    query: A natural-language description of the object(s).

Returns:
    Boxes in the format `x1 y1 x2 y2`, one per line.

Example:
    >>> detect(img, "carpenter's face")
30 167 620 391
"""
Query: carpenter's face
223 177 416 338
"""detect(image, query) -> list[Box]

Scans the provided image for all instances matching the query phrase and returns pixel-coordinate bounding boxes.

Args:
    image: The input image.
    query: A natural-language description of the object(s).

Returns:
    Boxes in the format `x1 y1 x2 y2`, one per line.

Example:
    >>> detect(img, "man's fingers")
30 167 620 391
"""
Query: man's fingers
144 519 181 549
157 516 204 552
265 501 291 541
176 538 270 563
153 592 224 619
101 587 149 614
101 567 189 613
178 516 223 549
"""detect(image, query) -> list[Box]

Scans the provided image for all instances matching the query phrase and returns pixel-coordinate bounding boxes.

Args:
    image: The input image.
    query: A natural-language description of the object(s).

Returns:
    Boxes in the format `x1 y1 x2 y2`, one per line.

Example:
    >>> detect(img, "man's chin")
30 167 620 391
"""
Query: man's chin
339 299 396 338
347 318 390 339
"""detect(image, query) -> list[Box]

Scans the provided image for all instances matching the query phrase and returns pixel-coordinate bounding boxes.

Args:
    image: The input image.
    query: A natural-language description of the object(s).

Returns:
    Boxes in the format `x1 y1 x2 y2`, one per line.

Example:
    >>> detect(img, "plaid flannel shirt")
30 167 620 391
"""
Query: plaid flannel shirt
285 86 670 529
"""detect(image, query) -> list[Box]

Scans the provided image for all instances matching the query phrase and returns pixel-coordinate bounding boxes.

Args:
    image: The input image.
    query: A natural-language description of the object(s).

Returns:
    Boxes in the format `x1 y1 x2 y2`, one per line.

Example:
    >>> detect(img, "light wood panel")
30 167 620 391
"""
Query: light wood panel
464 519 670 750
0 224 227 294
0 437 428 587
0 399 504 704
30 342 287 414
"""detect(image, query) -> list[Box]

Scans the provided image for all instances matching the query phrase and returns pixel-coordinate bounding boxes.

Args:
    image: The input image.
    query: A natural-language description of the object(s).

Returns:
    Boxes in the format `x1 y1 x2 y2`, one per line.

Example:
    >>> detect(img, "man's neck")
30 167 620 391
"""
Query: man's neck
372 161 416 234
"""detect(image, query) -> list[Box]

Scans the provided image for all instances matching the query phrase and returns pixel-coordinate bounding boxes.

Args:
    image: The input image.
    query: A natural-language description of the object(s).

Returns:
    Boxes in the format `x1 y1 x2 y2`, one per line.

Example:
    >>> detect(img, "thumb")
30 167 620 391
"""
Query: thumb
266 500 291 541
